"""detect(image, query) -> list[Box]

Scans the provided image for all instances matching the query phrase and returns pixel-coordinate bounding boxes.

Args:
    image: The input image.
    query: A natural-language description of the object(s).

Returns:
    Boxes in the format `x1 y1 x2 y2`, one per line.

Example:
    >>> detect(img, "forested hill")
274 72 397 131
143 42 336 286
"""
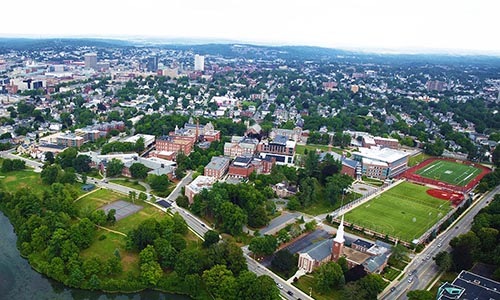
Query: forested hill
1 37 499 65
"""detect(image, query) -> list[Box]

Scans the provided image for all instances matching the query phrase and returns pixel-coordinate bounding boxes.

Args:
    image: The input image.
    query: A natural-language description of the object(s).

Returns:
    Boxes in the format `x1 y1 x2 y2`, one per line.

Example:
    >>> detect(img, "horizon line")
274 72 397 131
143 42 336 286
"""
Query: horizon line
1 33 500 57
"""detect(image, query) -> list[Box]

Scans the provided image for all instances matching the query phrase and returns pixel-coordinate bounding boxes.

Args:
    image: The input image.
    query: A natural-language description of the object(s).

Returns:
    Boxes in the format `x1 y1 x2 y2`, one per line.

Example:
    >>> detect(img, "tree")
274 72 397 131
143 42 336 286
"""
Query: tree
203 230 220 248
249 235 278 257
139 245 162 286
73 155 92 173
129 163 149 179
391 243 409 261
202 265 237 300
88 274 101 290
172 212 188 234
270 249 297 277
106 158 124 177
106 209 116 224
175 248 206 278
154 238 177 269
316 261 345 293
147 174 170 194
135 137 145 152
450 231 480 270
41 164 60 185
359 274 385 300
407 290 434 300
45 152 55 164
433 251 452 272
338 256 349 273
176 194 189 208
493 146 500 167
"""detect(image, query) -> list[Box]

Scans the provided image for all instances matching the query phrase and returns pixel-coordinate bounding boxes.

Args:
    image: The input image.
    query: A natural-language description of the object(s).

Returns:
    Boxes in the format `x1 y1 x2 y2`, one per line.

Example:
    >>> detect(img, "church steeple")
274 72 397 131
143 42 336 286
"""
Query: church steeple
331 215 345 261
334 215 345 244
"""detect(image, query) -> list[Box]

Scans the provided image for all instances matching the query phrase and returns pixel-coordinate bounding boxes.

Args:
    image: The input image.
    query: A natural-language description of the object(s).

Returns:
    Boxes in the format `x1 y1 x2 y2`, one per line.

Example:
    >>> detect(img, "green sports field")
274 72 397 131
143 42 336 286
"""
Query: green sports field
414 160 482 187
344 182 452 242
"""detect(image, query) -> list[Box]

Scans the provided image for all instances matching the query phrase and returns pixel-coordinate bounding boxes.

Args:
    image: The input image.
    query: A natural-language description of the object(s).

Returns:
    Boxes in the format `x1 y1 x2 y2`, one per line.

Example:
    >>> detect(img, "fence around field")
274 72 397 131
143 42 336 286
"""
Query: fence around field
399 157 491 194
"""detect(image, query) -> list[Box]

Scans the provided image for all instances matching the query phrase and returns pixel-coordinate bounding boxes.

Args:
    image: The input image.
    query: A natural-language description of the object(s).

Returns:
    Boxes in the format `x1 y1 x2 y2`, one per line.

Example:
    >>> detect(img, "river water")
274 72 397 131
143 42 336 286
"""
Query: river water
0 211 191 300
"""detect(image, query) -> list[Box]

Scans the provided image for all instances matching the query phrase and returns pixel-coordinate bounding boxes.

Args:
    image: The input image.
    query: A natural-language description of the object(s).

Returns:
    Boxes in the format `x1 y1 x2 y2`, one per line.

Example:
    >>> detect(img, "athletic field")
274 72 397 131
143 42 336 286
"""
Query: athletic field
344 182 452 242
414 160 482 187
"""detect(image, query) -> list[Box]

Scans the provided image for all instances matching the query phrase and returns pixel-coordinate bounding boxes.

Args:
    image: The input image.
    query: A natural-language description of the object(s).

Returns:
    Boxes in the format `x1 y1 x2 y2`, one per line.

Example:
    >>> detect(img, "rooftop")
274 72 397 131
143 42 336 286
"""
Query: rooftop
205 156 230 171
355 146 408 164
438 270 500 300
299 239 333 261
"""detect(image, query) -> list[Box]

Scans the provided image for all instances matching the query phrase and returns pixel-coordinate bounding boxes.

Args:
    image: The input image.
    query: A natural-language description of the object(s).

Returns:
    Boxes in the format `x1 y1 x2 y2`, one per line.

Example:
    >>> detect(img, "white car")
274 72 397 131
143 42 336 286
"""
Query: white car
408 277 413 283
276 283 283 289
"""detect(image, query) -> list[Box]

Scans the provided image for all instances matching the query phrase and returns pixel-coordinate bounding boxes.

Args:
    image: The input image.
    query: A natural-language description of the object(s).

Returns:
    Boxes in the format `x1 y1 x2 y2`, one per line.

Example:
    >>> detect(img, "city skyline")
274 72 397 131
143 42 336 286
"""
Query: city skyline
1 0 498 55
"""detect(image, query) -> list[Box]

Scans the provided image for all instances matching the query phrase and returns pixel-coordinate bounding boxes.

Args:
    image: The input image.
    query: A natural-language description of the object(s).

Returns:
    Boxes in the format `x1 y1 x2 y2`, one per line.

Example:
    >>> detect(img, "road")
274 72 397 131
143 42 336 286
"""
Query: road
0 149 43 169
381 185 500 300
244 251 313 300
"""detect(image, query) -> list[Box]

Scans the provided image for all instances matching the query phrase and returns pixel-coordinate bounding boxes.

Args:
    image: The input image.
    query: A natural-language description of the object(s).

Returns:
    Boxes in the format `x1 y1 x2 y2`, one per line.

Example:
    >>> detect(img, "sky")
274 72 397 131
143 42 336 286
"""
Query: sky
1 0 498 54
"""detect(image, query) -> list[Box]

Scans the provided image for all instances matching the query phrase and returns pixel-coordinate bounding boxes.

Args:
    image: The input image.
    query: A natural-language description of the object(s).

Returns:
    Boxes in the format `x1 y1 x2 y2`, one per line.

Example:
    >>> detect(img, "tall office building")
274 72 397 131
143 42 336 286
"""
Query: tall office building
194 54 205 71
84 53 97 69
147 56 158 72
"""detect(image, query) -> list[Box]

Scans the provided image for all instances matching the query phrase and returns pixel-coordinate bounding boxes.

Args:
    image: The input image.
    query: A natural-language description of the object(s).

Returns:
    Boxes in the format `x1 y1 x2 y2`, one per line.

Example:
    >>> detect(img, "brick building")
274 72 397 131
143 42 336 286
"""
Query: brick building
204 156 230 179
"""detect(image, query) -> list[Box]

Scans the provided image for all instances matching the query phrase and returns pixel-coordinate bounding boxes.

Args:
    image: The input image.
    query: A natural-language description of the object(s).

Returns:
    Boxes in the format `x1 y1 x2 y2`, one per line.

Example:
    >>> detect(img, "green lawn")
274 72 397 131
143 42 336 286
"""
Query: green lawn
76 188 166 234
109 178 146 191
0 168 47 194
0 167 86 196
292 274 343 300
415 160 483 187
408 153 431 167
344 182 452 242
297 192 362 215
75 188 125 211
382 267 401 281
81 229 140 277
111 203 165 234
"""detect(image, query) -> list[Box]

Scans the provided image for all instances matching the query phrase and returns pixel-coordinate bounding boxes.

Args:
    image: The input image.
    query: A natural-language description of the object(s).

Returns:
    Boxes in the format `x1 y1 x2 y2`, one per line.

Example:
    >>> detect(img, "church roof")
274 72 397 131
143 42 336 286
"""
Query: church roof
299 239 333 261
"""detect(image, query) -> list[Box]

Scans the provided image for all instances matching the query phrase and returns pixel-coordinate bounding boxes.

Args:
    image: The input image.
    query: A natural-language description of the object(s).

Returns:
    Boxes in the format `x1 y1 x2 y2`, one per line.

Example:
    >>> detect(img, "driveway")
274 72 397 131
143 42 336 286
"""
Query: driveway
259 212 301 236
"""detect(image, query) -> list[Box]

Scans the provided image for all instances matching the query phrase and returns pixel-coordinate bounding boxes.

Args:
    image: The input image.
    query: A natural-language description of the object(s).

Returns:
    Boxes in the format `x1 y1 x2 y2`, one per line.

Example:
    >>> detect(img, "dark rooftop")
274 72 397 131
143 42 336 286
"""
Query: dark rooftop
272 135 288 145
438 270 500 300
353 238 374 249
156 200 171 208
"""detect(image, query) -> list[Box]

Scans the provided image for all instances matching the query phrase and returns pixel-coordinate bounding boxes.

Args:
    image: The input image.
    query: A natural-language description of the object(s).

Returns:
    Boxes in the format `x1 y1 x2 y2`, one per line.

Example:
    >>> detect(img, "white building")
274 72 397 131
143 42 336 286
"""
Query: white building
123 134 156 148
194 54 205 71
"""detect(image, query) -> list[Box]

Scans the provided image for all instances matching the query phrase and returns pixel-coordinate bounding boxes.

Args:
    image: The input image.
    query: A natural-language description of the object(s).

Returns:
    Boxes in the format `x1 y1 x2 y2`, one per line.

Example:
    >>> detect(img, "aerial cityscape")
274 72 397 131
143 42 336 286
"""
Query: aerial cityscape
0 2 499 300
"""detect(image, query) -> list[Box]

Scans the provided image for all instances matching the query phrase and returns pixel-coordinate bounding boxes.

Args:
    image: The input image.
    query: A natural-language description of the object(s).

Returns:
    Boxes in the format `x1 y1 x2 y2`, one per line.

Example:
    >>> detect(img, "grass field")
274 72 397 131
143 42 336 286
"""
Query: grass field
76 188 166 234
408 153 432 167
344 182 452 242
0 167 86 196
414 160 483 187
109 178 146 192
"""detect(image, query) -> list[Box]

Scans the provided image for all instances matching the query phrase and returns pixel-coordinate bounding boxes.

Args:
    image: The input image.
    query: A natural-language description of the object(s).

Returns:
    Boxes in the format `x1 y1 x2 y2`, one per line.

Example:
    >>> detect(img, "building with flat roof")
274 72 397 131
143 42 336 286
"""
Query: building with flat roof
124 134 156 148
194 54 205 71
204 156 230 179
84 53 97 69
224 136 258 158
257 135 296 165
352 146 409 179
437 270 500 300
156 135 194 155
185 175 216 204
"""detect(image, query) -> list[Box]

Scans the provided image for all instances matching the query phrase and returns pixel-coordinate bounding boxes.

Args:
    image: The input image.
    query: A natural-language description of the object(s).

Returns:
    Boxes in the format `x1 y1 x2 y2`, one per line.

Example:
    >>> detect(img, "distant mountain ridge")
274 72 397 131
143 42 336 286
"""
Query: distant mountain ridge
0 37 499 65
